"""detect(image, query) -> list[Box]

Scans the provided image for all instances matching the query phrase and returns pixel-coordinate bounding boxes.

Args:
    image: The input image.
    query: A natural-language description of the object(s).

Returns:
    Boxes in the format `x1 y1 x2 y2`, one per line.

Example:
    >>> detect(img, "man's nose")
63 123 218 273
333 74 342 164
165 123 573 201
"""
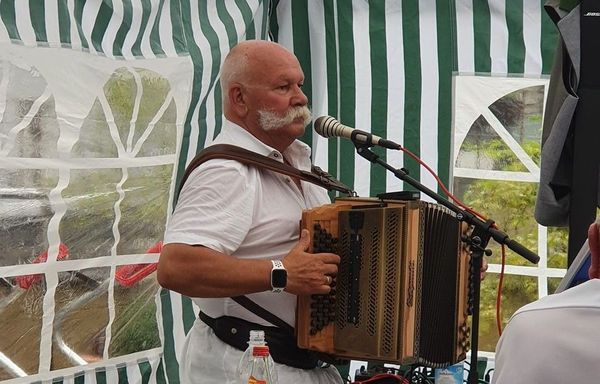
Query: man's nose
291 85 308 106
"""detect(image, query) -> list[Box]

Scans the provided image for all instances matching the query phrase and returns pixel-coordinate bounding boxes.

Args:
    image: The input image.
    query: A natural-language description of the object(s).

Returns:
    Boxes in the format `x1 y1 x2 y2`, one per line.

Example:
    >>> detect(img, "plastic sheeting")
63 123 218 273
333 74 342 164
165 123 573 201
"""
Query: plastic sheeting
0 43 192 381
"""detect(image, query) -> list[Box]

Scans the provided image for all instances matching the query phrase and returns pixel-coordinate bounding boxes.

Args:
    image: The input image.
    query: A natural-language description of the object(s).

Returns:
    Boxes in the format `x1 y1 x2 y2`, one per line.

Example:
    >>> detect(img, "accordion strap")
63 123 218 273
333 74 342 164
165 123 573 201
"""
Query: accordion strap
178 143 354 195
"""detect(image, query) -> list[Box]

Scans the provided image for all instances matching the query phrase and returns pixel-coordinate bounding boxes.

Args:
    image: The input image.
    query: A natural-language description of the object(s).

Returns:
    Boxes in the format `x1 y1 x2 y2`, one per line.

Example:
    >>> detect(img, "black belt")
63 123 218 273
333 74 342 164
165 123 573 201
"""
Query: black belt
198 311 323 370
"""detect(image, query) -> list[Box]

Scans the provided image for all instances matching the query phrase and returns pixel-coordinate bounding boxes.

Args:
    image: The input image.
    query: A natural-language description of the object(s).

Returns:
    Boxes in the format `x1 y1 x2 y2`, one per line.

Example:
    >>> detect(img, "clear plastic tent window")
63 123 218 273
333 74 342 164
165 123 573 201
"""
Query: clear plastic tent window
0 44 191 381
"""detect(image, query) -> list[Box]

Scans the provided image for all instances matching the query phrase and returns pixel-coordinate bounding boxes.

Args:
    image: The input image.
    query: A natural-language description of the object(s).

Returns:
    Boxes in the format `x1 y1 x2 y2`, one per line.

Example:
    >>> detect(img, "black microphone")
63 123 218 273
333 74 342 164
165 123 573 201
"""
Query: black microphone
314 116 402 150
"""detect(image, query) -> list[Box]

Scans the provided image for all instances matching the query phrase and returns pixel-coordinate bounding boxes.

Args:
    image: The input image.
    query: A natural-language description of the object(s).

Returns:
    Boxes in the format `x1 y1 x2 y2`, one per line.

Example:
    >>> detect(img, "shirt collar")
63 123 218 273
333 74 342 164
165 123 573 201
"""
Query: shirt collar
214 118 313 170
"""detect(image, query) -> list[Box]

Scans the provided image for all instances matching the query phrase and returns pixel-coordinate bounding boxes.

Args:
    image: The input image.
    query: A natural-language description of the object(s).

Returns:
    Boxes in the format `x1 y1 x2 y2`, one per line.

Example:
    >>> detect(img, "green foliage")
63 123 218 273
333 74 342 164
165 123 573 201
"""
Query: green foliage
459 139 568 351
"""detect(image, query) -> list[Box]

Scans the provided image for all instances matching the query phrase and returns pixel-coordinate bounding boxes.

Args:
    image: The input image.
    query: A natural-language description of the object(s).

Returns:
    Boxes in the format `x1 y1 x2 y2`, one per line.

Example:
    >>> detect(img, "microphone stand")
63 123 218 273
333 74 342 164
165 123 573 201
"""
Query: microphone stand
352 142 539 384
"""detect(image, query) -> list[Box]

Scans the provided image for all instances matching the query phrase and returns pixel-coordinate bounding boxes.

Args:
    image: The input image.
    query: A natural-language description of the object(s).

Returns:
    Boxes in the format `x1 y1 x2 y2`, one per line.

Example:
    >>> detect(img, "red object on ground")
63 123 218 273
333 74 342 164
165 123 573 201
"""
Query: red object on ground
16 243 69 289
114 241 162 287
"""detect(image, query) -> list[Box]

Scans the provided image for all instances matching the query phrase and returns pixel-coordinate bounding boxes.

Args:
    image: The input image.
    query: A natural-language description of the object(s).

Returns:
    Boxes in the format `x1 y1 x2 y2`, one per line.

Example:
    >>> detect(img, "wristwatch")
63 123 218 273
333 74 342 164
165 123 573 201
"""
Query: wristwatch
270 260 287 293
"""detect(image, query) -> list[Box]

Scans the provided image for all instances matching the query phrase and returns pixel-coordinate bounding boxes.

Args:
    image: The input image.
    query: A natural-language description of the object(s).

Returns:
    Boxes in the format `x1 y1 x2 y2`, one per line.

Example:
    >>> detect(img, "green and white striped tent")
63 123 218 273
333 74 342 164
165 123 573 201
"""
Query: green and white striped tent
0 1 557 383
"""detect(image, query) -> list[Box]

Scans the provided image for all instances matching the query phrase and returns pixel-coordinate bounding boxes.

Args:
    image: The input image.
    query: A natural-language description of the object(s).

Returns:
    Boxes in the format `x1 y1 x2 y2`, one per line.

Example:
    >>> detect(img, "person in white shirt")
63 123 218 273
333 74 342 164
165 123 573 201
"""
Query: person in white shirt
157 40 343 383
492 219 600 384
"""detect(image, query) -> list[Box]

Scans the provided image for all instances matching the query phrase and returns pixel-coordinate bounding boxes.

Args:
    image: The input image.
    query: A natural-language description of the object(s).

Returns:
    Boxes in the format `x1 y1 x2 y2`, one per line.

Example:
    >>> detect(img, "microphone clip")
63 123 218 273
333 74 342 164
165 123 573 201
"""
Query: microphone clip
350 130 378 149
350 129 402 150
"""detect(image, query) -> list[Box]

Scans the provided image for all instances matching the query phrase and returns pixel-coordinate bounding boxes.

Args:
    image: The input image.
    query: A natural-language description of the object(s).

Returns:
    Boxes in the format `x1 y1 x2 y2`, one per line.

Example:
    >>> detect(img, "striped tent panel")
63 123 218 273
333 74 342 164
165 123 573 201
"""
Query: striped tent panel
455 0 557 76
41 356 164 384
275 0 557 199
173 0 271 198
0 352 165 384
274 0 456 198
0 0 187 59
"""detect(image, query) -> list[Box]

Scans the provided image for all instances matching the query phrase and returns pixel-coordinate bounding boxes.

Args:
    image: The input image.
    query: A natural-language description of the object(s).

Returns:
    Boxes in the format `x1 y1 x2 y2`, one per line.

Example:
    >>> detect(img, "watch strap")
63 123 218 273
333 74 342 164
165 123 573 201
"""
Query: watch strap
271 259 284 270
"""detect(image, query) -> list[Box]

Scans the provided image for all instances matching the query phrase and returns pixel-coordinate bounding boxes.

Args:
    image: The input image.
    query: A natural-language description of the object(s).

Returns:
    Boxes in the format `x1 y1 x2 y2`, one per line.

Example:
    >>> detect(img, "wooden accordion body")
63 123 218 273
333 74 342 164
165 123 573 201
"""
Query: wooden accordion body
297 197 471 368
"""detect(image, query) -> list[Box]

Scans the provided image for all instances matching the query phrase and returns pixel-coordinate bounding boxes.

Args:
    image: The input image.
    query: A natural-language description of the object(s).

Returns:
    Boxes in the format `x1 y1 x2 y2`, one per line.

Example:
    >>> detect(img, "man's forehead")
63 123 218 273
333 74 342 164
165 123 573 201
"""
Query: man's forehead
246 63 304 85
271 70 304 82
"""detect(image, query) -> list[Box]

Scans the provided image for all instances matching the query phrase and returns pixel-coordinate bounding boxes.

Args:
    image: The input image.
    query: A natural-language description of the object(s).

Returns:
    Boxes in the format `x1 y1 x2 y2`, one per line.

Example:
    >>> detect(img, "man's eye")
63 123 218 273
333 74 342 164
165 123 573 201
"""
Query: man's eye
278 85 290 91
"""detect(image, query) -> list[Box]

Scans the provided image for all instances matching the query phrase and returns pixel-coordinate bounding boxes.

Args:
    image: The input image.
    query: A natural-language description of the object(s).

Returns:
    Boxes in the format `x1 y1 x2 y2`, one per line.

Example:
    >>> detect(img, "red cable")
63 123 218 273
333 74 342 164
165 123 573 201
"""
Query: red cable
496 245 506 336
400 147 488 222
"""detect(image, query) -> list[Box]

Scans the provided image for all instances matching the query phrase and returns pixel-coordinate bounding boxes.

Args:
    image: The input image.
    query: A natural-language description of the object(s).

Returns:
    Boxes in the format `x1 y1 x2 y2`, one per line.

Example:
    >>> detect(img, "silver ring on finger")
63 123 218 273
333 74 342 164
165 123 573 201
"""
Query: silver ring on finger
325 275 331 285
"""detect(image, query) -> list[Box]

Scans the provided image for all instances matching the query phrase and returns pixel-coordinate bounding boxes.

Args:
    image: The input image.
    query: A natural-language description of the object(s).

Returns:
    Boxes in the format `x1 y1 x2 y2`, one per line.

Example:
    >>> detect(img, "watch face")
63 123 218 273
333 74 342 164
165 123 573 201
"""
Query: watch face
271 269 287 288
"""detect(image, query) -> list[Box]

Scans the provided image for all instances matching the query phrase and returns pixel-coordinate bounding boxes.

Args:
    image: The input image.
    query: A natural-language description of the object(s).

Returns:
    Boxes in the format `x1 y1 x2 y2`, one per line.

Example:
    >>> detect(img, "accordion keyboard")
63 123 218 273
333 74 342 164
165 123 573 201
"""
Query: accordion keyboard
309 223 337 335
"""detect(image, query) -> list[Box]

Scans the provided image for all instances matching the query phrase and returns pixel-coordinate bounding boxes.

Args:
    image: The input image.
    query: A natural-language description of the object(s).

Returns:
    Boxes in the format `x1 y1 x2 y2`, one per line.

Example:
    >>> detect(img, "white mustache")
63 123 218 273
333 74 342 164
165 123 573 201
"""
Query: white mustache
259 106 312 131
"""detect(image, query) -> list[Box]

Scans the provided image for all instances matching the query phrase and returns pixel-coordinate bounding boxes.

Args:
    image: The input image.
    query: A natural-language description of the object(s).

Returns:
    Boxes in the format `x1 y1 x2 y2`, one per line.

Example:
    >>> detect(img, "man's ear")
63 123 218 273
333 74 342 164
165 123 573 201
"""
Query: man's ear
229 84 248 116
588 221 600 279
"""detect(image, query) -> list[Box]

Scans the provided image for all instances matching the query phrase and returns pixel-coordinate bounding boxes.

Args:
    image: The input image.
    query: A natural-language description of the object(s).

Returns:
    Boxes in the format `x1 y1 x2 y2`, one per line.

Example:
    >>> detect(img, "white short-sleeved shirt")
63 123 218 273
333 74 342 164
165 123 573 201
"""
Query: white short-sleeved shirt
164 119 331 327
165 120 342 383
493 279 600 384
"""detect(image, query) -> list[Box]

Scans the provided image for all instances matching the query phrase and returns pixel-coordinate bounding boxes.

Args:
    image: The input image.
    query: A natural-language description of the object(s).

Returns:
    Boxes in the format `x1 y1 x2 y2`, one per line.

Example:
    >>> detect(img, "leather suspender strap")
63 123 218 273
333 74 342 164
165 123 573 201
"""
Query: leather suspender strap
178 144 354 196
231 295 294 335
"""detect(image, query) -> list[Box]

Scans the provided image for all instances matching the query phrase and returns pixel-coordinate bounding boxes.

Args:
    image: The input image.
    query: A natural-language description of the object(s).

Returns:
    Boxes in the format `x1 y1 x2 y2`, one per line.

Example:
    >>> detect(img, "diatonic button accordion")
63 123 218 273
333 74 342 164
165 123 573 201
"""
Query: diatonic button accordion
296 197 472 368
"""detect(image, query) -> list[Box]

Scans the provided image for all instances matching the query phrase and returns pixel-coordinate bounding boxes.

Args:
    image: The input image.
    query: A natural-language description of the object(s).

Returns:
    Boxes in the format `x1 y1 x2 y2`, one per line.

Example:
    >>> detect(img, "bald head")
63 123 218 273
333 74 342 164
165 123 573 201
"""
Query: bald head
220 40 301 107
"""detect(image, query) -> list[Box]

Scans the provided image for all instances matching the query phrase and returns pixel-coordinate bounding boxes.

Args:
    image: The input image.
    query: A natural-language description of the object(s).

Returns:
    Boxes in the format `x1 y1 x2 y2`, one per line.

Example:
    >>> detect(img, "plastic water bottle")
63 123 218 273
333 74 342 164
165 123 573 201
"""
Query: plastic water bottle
237 330 277 383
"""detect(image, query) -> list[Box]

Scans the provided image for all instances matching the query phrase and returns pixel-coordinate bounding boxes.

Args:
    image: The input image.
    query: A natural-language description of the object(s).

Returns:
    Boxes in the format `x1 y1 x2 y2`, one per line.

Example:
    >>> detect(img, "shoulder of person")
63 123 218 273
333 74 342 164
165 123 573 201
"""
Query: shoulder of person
509 278 600 321
186 157 256 180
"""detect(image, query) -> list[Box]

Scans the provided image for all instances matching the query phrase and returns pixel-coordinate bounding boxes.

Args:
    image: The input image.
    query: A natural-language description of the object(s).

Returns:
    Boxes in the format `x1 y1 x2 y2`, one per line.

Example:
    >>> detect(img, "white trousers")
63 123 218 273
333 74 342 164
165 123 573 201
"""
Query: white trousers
179 319 344 384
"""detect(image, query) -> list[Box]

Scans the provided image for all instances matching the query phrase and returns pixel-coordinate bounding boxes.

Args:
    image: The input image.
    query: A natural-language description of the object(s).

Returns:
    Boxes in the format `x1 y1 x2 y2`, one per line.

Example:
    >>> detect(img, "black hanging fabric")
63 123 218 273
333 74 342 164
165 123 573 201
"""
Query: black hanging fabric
537 0 600 266
567 1 600 265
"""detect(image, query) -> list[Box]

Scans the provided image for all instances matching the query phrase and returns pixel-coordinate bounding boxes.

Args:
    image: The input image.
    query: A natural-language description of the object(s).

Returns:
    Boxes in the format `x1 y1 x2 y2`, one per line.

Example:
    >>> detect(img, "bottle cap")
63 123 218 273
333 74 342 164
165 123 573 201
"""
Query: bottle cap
248 330 265 345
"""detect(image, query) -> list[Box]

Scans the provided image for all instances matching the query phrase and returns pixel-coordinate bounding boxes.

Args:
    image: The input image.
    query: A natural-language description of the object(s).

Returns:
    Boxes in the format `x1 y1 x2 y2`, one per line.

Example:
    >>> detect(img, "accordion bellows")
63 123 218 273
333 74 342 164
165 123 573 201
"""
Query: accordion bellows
297 197 472 368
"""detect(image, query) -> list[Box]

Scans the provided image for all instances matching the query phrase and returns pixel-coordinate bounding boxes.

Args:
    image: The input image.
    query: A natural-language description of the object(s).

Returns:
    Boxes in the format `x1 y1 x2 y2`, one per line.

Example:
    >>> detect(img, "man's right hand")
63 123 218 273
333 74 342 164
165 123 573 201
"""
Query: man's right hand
282 229 340 296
